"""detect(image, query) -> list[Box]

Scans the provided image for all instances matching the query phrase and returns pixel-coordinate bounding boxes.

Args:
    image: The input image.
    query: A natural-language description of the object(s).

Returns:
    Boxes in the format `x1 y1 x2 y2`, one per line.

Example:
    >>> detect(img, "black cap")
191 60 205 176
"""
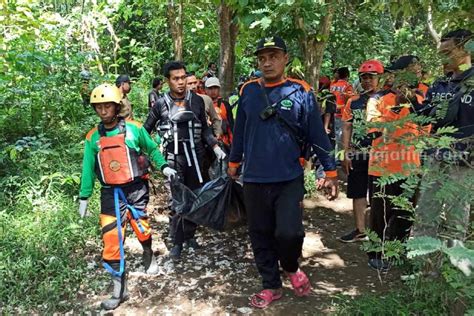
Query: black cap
115 74 131 86
386 55 420 71
255 36 287 55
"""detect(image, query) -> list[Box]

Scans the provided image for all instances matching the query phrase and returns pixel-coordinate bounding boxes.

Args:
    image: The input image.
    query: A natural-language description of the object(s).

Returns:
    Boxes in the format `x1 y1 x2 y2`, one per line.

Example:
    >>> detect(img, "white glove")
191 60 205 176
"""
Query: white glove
213 146 227 160
78 199 88 218
163 166 178 180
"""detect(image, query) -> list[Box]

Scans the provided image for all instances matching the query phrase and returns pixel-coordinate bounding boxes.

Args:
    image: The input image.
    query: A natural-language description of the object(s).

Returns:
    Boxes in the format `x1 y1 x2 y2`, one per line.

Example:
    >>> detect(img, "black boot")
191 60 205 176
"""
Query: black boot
169 244 183 260
141 239 158 275
185 237 201 249
101 267 129 310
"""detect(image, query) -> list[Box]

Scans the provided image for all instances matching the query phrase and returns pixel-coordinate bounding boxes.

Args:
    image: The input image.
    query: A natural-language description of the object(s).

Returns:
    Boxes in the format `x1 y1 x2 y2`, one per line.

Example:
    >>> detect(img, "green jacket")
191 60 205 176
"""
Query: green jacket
79 119 167 198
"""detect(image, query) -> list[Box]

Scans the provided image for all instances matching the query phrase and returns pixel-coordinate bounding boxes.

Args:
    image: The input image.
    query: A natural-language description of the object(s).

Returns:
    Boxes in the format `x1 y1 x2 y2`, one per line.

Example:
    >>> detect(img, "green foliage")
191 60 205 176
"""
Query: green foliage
304 168 317 198
1 0 473 313
331 278 458 315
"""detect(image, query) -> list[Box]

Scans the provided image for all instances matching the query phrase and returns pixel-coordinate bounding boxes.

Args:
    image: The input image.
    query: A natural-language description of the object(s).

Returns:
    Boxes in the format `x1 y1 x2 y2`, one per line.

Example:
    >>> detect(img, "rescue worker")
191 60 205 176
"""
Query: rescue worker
204 77 234 152
330 67 354 156
80 70 92 109
78 83 177 310
228 36 338 308
144 61 226 259
385 55 429 97
187 73 223 182
339 60 384 243
365 56 426 272
414 29 473 252
186 73 222 138
148 77 162 109
202 62 217 82
116 74 133 118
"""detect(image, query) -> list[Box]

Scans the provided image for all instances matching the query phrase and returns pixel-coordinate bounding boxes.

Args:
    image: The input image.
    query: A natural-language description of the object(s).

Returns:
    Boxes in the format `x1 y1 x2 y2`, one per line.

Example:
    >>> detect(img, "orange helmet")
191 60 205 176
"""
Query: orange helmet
358 60 384 75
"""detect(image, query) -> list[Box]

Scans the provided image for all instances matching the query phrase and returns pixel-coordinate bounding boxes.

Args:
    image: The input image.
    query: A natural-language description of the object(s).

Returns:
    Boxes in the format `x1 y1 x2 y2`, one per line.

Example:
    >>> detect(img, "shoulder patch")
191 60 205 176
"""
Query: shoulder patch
86 127 98 141
239 79 260 96
287 78 312 92
126 119 143 128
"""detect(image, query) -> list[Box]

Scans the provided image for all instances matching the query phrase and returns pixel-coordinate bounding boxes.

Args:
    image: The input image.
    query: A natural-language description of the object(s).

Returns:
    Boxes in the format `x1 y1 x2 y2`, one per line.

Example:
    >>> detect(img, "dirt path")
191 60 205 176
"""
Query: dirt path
79 180 401 315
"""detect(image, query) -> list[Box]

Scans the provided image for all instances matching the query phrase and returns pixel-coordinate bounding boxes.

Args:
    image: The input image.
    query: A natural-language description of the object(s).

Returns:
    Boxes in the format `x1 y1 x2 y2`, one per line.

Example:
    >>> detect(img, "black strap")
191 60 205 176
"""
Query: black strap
258 81 304 147
98 118 126 137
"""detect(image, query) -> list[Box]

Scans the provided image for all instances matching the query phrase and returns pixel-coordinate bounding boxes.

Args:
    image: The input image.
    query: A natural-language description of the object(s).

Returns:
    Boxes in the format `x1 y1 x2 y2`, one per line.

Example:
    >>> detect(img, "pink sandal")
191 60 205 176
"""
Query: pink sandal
249 289 282 309
287 270 312 296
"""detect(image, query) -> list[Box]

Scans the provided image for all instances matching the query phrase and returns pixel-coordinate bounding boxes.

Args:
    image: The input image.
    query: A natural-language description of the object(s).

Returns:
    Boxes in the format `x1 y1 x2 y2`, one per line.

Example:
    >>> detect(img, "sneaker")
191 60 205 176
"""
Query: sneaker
338 229 368 243
368 258 390 273
185 238 201 250
169 244 183 260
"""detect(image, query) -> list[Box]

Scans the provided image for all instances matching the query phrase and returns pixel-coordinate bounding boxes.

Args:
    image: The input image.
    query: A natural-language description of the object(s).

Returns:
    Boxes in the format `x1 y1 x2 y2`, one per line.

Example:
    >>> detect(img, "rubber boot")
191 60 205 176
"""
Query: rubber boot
101 264 129 310
142 239 158 274
169 244 183 260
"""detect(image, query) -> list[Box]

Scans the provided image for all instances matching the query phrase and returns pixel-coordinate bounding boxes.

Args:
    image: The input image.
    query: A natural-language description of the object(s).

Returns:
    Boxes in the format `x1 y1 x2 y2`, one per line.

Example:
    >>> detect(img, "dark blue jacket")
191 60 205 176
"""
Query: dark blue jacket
229 78 336 183
428 67 474 156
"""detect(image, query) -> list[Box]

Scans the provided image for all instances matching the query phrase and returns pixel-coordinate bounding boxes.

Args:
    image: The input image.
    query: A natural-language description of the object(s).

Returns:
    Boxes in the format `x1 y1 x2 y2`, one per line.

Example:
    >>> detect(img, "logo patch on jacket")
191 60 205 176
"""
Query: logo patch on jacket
280 99 293 110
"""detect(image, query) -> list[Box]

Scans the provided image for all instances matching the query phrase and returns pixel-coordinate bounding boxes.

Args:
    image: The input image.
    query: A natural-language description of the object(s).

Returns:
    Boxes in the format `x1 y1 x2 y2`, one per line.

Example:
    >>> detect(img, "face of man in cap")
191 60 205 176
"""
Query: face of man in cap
257 49 288 84
406 62 422 79
205 85 220 100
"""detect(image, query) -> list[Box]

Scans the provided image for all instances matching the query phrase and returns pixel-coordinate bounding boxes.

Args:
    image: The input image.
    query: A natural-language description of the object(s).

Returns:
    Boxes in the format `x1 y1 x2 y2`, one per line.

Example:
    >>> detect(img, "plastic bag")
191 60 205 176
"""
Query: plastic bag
208 158 228 180
171 175 246 231
170 177 196 215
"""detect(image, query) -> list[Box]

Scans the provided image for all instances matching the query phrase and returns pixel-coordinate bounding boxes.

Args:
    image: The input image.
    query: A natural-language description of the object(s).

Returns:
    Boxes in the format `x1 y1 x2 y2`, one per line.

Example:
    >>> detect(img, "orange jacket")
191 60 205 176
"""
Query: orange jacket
213 98 233 146
330 80 353 117
366 90 425 177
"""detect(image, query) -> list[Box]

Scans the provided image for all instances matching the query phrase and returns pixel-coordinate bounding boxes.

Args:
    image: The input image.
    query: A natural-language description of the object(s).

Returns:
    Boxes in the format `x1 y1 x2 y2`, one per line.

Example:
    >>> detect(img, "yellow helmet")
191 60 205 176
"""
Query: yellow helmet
90 83 122 104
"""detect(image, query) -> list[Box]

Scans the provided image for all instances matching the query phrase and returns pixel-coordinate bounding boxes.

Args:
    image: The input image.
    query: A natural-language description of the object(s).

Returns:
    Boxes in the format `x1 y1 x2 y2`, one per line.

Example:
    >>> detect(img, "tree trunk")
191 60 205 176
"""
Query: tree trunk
167 0 183 61
426 3 441 48
296 1 335 89
217 1 239 98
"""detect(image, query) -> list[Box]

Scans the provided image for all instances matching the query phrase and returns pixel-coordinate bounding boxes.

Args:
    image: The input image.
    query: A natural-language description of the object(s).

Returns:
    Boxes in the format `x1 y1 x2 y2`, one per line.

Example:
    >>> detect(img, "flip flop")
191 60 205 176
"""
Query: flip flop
287 270 312 297
249 289 282 309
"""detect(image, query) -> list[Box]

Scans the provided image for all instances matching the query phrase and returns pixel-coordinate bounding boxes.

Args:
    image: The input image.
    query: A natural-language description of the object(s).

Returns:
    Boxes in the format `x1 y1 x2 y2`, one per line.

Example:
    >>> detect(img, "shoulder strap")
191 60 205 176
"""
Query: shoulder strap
257 81 304 146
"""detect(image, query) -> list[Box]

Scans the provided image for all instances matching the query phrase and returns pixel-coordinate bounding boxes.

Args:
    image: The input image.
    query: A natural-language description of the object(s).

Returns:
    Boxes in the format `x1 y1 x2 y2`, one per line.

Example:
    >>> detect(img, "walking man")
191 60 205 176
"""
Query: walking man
228 36 338 308
144 61 226 259
79 83 177 310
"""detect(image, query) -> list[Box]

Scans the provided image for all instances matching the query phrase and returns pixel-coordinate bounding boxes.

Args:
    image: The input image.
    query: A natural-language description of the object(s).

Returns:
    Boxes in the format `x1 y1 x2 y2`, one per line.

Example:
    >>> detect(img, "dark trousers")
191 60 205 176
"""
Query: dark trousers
368 177 413 259
167 151 204 245
243 175 305 289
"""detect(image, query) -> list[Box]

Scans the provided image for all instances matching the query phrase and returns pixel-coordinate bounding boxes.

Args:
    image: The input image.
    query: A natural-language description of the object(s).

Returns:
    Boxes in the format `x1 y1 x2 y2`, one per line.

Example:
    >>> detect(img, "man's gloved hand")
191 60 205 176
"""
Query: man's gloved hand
163 166 178 180
78 199 88 218
213 145 227 160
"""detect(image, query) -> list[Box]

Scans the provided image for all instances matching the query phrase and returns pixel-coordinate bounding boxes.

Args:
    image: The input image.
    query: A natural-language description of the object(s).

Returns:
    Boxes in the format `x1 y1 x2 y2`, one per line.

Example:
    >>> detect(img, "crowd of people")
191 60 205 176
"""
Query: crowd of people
78 28 473 310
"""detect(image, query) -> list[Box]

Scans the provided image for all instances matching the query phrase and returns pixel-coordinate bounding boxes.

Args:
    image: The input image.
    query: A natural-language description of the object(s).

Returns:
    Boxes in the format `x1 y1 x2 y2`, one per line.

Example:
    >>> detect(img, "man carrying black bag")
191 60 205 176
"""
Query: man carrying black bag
228 36 338 308
144 61 226 260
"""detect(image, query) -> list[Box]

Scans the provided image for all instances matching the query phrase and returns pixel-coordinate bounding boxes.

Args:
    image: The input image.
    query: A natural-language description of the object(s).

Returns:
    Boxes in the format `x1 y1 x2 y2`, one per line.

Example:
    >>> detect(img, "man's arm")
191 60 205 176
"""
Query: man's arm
79 137 97 199
143 100 162 134
305 92 337 177
197 97 218 148
138 126 169 171
201 94 222 136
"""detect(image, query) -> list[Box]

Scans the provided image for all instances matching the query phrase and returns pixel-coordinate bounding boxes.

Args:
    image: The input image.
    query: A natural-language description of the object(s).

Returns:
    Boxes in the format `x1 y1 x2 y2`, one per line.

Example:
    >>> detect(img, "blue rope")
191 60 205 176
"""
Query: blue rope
102 188 126 277
116 188 146 233
102 187 147 276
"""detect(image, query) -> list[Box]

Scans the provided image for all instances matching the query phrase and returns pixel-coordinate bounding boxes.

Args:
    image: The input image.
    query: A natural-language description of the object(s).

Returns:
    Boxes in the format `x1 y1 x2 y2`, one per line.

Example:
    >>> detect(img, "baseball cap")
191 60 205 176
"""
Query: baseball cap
115 74 131 86
386 55 420 71
255 36 287 55
205 77 221 88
